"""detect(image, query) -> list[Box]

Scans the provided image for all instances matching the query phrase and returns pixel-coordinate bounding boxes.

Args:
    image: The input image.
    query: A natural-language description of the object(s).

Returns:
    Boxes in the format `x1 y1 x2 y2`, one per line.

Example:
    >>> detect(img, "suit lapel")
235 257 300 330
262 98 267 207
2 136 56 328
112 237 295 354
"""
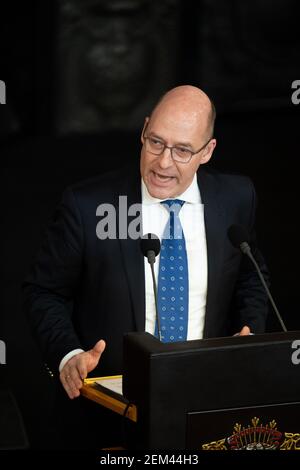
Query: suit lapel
197 170 227 337
117 170 145 332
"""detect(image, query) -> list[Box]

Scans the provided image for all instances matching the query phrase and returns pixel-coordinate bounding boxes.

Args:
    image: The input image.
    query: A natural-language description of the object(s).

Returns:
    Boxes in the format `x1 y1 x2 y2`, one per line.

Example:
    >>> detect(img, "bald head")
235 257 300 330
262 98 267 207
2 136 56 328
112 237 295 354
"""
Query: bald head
150 85 216 140
140 85 217 199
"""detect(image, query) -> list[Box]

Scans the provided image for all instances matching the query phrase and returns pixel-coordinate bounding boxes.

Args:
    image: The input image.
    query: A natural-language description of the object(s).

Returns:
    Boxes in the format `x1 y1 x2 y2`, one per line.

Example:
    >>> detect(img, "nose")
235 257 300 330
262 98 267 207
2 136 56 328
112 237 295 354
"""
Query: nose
158 147 174 169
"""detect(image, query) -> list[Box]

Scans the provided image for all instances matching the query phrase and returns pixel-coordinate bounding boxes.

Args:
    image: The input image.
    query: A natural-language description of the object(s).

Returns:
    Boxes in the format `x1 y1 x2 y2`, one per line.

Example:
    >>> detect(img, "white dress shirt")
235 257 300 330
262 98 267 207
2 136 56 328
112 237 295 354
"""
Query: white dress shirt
142 174 207 340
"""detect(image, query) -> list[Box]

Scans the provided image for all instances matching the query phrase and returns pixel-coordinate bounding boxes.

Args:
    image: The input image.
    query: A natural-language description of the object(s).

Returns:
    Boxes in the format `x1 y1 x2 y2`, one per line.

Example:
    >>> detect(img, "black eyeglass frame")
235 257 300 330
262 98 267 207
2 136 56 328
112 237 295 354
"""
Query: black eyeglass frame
143 124 213 164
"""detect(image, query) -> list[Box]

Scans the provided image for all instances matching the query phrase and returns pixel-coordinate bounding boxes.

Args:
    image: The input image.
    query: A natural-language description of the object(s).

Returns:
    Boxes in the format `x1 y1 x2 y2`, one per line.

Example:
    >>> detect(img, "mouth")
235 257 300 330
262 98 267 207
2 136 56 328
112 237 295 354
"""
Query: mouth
150 171 175 185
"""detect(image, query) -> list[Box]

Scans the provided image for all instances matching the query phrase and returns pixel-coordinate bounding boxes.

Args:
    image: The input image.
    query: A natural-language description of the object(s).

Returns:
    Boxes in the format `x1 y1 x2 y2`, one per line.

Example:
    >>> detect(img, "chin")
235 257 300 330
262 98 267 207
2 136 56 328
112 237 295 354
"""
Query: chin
148 186 176 200
144 172 179 199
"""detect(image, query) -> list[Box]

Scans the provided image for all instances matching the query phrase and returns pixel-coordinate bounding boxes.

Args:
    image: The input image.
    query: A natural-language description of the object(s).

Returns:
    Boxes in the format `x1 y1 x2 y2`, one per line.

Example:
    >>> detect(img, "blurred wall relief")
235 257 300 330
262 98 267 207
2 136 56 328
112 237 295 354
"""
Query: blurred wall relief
56 0 180 133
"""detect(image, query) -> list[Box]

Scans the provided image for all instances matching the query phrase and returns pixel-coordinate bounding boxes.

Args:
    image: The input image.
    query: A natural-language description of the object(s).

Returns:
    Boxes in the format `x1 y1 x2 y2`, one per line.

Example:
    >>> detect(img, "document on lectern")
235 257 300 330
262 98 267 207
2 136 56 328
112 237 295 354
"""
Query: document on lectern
93 376 123 400
81 375 137 422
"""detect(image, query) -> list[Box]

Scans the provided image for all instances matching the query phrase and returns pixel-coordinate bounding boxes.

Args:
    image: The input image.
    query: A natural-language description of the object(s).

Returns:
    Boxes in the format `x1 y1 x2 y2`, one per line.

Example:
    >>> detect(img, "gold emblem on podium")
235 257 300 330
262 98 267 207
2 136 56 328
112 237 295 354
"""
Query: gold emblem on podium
202 417 300 450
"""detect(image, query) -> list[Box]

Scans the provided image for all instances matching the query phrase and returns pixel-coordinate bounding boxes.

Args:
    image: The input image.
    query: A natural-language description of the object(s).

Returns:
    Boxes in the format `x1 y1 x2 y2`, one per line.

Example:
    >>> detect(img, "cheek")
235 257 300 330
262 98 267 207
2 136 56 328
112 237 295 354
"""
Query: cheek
140 150 147 173
178 160 201 183
179 166 194 182
140 150 155 173
189 159 201 177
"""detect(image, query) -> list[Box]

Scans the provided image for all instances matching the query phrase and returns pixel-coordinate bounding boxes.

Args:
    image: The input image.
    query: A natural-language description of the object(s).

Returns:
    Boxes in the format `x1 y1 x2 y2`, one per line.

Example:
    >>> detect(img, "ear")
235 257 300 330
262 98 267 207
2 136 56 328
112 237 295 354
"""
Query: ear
141 117 150 144
200 139 217 164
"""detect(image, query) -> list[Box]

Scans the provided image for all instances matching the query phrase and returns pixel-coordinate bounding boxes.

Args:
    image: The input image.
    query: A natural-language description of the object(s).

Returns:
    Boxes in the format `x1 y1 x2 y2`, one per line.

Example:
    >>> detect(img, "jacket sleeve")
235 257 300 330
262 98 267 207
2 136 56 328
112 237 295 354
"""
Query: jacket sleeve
23 187 84 373
232 179 270 333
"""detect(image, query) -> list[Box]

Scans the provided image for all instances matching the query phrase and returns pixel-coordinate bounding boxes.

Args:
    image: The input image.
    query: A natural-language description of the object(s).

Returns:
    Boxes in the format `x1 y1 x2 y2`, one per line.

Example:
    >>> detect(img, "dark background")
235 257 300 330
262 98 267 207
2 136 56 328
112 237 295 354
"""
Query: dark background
0 0 299 449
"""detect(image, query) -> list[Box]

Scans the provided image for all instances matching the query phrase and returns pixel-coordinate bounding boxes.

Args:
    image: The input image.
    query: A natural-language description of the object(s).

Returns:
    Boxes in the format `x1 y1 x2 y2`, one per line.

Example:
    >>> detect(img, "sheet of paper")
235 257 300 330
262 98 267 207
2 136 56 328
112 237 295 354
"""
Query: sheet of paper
94 376 123 396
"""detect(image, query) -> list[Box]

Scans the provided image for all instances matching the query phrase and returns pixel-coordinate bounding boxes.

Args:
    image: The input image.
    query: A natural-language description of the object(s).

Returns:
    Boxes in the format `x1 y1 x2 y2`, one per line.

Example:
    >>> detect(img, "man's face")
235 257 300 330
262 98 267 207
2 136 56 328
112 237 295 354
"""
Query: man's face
140 111 215 199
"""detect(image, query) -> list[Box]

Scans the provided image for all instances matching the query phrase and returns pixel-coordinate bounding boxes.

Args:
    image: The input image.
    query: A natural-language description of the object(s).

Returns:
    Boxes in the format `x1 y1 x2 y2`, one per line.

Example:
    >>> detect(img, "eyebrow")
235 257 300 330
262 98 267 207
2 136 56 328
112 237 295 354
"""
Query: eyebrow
148 131 193 149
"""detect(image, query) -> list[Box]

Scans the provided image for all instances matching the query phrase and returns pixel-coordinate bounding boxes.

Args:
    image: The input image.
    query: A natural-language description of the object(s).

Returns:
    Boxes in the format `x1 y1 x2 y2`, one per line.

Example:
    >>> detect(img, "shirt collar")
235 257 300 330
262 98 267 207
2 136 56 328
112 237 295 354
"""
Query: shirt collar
141 173 201 205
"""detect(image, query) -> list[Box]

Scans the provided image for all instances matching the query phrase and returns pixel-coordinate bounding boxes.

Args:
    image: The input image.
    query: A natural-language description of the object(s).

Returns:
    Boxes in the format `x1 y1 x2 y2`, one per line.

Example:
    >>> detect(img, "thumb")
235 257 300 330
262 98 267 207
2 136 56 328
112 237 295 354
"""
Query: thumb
90 339 106 358
86 340 106 374
239 325 251 336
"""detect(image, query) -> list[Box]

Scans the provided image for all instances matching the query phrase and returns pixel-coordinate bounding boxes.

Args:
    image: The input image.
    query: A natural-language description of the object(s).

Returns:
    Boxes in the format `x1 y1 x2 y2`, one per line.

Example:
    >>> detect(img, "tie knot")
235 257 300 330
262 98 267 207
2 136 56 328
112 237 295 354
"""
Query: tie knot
161 199 185 215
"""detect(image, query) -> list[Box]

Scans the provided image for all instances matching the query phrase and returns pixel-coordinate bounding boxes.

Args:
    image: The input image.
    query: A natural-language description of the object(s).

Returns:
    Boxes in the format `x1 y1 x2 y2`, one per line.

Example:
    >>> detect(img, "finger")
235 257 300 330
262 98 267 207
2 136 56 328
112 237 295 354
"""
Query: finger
60 373 80 399
61 364 82 395
76 355 88 380
66 375 81 398
69 366 84 390
239 325 251 336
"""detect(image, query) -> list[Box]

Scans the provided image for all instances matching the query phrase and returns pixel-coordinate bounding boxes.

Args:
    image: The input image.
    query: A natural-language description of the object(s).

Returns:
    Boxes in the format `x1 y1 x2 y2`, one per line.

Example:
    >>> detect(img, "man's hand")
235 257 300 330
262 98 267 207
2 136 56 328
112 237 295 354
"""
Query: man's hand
237 325 251 336
60 339 106 399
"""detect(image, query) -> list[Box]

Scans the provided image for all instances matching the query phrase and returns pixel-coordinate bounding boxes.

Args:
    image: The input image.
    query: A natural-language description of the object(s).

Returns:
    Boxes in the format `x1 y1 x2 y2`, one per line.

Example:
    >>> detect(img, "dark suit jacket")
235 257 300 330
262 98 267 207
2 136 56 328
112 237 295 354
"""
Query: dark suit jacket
23 166 269 377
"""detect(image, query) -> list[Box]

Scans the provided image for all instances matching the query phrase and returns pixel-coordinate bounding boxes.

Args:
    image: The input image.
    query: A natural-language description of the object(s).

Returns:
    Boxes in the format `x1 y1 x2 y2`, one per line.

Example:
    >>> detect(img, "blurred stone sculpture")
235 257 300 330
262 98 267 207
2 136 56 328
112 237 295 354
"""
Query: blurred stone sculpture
57 0 180 133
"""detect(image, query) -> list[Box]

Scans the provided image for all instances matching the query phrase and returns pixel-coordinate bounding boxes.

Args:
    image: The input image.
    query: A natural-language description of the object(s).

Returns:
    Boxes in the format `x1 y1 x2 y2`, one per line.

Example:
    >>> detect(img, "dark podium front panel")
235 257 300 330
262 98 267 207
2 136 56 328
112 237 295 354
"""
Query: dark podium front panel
186 402 300 450
123 331 300 450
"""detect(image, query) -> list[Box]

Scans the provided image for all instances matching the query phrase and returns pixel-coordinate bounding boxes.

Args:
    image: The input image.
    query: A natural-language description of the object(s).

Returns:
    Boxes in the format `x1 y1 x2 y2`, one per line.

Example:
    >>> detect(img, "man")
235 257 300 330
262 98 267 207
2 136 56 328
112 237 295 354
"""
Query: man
23 85 269 446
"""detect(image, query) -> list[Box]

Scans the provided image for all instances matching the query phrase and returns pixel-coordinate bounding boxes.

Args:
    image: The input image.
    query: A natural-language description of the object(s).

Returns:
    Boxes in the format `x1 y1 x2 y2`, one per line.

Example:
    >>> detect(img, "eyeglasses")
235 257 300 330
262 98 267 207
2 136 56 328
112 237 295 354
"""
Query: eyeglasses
143 128 212 164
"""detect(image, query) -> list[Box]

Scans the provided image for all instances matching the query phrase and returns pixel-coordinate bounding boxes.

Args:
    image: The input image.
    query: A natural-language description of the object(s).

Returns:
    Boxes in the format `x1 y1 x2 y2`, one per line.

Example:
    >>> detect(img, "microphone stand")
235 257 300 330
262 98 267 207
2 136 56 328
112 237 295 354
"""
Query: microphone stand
241 242 287 332
147 250 162 341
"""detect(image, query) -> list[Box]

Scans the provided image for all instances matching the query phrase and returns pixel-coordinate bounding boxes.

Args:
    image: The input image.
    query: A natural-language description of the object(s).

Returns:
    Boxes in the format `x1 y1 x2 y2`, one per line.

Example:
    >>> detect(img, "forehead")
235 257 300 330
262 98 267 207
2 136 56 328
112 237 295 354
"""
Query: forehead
148 106 207 144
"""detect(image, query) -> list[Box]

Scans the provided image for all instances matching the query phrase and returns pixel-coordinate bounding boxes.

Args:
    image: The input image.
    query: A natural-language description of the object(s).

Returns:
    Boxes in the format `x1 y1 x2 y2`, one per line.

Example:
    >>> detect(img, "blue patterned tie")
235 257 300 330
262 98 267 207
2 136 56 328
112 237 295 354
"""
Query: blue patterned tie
157 199 189 342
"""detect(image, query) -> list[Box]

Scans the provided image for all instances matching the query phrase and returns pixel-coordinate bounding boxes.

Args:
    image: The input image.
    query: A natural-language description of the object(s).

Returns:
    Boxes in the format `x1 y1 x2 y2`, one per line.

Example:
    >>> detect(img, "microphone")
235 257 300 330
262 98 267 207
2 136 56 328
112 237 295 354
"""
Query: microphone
140 233 161 264
228 224 287 332
140 233 162 341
